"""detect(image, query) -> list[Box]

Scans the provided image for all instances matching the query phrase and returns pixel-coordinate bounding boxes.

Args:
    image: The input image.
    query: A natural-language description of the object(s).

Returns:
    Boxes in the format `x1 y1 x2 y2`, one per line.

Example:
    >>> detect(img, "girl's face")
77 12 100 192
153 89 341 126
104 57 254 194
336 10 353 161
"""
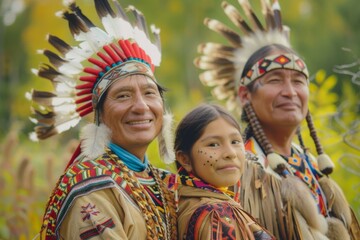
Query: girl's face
186 117 245 188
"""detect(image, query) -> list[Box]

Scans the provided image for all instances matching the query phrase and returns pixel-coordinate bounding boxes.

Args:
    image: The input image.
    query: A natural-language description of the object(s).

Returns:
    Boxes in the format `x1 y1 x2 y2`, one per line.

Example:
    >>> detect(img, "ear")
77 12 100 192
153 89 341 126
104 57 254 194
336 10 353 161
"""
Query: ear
176 151 193 173
238 86 250 107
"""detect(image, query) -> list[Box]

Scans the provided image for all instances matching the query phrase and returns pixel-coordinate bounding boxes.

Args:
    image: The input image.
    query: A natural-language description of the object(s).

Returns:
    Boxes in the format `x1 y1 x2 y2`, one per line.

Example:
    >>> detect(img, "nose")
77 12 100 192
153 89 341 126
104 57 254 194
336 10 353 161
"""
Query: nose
223 143 237 160
132 93 149 113
281 78 297 97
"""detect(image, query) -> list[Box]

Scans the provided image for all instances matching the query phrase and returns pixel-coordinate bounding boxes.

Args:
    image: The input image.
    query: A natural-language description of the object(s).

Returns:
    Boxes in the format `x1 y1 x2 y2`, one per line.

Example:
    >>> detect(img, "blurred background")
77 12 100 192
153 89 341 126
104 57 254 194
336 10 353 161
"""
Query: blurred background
0 0 359 239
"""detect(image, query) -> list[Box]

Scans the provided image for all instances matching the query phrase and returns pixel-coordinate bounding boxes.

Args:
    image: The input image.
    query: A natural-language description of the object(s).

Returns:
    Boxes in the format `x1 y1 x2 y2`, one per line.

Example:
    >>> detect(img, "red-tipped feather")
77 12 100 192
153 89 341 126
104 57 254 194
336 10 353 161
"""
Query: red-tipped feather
118 40 132 59
75 95 92 104
139 47 146 61
88 57 108 69
76 89 92 96
78 107 93 117
110 43 126 60
97 52 114 66
76 82 94 89
76 102 93 112
103 45 121 62
124 39 136 57
131 42 141 59
83 67 102 76
79 75 97 82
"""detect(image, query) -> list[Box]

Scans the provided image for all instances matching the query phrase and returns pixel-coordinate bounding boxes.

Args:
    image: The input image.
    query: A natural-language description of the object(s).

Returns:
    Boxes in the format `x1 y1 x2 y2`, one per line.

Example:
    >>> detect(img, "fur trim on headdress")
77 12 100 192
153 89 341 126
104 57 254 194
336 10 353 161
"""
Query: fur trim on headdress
157 111 175 164
80 123 111 160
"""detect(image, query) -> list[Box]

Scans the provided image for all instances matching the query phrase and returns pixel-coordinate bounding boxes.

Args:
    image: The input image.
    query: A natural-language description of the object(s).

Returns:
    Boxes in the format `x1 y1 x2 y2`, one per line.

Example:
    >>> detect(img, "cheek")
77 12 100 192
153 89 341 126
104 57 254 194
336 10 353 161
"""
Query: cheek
149 97 164 112
301 89 309 103
251 91 274 109
196 149 219 167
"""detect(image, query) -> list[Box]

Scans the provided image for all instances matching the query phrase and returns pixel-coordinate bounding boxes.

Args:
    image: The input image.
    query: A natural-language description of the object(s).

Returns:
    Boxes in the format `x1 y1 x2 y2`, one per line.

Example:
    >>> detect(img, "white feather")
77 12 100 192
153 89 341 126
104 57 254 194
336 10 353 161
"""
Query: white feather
63 45 91 62
80 123 111 160
53 74 77 86
54 82 76 95
73 27 112 52
158 111 175 164
100 15 134 40
132 26 161 65
62 0 74 6
25 91 32 101
53 102 77 113
55 116 81 134
29 132 39 142
57 60 83 75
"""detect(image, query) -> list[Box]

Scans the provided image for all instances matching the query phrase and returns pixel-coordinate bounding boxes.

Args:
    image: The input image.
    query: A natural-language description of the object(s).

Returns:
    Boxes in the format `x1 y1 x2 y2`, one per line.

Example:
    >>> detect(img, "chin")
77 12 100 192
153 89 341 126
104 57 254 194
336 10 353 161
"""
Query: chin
278 115 303 125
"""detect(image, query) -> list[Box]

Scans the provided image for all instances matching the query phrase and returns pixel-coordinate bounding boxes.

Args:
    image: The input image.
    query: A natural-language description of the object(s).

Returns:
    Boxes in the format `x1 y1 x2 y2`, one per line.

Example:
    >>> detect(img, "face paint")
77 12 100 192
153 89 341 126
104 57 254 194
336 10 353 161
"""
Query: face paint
189 118 246 188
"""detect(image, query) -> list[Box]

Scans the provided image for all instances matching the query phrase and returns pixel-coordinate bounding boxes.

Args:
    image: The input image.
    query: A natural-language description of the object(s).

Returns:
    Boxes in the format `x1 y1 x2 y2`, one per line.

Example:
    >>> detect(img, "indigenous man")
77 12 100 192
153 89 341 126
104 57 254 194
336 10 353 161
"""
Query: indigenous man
28 0 177 239
194 0 360 239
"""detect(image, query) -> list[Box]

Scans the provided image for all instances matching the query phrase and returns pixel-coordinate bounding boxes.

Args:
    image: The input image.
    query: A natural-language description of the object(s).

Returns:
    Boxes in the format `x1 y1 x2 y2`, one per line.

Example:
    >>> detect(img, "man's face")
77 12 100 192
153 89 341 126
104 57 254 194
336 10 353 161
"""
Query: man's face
246 69 309 130
101 75 163 158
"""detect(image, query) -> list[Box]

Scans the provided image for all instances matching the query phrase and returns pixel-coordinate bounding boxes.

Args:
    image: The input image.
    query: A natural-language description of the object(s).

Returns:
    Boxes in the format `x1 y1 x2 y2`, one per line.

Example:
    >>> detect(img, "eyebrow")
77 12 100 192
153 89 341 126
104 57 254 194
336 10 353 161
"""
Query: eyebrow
292 72 306 78
200 132 242 142
110 81 157 93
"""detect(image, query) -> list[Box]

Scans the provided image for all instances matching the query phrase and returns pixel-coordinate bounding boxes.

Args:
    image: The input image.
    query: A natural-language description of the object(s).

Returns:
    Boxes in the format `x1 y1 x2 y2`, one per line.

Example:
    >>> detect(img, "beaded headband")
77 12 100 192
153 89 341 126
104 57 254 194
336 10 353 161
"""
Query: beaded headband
240 53 309 86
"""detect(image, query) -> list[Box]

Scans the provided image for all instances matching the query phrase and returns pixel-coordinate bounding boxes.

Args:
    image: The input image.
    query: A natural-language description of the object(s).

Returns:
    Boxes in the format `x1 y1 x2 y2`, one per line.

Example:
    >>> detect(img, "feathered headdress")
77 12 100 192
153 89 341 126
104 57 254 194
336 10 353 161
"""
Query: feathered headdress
194 0 334 175
27 0 174 163
194 0 292 112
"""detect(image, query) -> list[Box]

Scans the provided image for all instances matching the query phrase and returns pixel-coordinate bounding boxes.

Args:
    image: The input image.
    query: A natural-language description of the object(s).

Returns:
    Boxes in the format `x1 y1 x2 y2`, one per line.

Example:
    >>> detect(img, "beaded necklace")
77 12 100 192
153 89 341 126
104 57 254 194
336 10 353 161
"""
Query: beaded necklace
175 167 238 204
107 148 177 239
283 148 328 216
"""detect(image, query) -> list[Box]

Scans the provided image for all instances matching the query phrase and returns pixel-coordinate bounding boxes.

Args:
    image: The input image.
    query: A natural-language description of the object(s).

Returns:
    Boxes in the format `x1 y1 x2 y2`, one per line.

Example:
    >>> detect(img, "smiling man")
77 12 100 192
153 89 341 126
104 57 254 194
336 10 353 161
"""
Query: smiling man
28 1 177 239
194 1 359 239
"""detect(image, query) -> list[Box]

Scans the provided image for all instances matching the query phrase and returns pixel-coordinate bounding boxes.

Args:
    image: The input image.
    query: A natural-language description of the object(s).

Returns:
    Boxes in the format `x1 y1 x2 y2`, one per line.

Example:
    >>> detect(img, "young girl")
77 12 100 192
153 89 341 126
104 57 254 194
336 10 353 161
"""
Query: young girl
175 104 274 240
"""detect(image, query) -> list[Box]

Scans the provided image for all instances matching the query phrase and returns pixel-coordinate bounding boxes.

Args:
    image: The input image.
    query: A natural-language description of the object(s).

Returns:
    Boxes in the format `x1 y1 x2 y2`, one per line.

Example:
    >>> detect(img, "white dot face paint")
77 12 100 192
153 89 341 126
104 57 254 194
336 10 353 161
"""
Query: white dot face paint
190 118 245 188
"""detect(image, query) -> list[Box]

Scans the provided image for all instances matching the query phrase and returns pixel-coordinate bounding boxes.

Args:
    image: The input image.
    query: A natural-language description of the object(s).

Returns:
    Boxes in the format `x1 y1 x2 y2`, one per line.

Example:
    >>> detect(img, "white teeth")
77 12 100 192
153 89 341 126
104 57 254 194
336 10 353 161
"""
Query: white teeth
129 120 151 125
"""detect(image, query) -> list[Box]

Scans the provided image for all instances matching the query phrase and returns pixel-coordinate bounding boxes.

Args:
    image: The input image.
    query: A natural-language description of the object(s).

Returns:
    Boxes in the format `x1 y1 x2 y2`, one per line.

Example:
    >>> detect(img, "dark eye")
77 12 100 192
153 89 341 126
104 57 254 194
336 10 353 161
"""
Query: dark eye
267 78 282 84
232 139 242 145
117 94 127 99
208 142 219 147
145 90 156 95
293 78 307 85
114 93 130 99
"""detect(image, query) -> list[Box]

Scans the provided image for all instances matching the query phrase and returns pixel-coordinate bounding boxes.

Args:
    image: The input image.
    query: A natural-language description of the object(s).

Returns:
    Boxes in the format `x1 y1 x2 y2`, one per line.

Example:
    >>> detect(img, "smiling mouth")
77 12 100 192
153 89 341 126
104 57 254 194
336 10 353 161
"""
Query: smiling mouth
277 103 300 109
218 165 240 171
128 120 152 125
